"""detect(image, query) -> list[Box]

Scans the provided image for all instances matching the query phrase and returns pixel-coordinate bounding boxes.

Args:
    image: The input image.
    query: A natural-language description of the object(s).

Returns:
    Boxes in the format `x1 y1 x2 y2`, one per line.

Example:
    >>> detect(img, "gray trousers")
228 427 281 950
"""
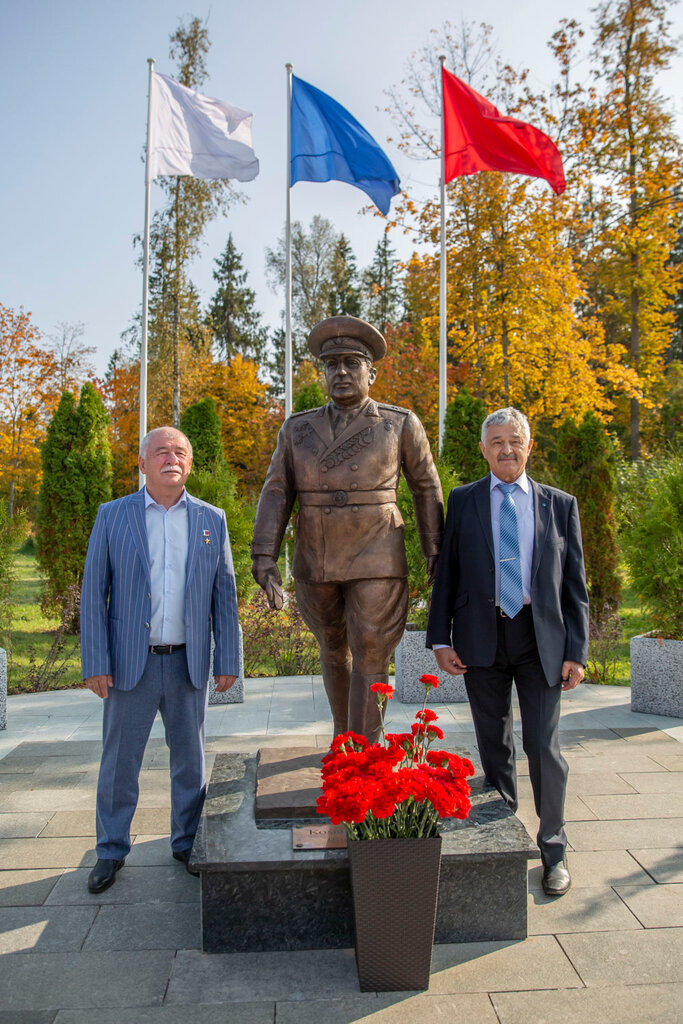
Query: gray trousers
95 648 208 860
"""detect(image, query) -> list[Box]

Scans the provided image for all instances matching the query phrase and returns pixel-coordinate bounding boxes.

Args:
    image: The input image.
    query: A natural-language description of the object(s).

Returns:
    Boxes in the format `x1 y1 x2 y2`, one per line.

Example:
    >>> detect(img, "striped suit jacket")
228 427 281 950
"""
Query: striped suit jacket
80 488 240 690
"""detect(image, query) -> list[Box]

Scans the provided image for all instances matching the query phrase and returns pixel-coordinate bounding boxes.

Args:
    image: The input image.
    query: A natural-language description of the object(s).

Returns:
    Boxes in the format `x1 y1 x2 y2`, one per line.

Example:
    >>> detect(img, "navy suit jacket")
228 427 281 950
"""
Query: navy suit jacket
426 475 589 687
80 488 240 690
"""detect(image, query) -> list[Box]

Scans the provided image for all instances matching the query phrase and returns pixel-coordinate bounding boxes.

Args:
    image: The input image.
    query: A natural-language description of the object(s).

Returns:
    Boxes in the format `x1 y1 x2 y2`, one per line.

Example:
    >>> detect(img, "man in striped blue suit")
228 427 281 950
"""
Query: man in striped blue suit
81 426 240 893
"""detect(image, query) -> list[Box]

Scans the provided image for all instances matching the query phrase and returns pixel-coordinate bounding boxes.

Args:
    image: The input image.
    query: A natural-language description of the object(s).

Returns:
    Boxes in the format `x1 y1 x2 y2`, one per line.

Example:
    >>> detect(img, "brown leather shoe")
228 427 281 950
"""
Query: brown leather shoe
542 858 571 897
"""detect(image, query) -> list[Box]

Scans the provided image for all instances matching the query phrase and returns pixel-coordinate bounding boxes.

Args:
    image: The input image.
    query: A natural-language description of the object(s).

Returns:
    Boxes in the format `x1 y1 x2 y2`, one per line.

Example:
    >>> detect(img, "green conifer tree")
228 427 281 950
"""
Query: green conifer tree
37 384 112 628
556 413 621 619
180 397 225 472
440 388 487 483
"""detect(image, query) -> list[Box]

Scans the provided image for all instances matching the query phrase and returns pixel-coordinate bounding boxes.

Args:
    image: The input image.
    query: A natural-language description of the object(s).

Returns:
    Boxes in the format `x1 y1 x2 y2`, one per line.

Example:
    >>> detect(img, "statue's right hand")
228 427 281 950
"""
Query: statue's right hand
252 556 285 611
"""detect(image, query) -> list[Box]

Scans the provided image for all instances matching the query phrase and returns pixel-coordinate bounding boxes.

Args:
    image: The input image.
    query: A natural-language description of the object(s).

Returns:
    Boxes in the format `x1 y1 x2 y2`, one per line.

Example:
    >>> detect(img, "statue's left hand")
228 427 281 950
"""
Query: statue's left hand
425 555 439 586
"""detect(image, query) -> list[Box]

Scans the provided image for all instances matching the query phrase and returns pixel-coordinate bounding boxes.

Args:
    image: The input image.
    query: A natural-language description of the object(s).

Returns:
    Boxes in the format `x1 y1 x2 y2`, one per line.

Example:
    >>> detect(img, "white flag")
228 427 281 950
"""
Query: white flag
149 72 259 181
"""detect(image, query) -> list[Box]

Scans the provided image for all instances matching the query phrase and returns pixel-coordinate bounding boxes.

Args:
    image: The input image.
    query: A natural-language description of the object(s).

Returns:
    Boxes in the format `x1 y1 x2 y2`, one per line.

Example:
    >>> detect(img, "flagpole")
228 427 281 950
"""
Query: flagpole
285 63 293 419
438 55 447 455
139 57 155 488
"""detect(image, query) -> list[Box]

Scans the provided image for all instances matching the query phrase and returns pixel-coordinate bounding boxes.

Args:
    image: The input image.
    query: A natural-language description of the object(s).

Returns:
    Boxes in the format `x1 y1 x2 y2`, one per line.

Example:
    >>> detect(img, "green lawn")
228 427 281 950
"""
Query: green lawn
5 549 649 694
8 550 82 694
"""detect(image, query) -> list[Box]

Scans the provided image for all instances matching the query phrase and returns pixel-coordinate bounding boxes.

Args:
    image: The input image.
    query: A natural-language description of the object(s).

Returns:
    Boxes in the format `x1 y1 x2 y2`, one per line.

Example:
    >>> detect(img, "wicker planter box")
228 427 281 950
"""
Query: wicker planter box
348 835 442 991
630 634 683 719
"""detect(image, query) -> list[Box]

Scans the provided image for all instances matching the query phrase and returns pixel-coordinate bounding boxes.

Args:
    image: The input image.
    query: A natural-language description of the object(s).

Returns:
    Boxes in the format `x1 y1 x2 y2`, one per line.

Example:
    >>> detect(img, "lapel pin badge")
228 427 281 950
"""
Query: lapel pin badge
203 529 211 545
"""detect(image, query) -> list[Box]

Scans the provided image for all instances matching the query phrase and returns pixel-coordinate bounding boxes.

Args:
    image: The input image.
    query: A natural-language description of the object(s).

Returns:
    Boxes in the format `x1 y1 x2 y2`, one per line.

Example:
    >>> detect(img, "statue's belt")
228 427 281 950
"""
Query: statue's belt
298 488 397 509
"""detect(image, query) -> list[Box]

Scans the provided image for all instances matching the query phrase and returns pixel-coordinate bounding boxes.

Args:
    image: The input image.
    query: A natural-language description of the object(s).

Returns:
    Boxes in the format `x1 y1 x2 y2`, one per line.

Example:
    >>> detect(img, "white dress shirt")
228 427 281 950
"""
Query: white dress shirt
144 487 188 645
490 471 534 606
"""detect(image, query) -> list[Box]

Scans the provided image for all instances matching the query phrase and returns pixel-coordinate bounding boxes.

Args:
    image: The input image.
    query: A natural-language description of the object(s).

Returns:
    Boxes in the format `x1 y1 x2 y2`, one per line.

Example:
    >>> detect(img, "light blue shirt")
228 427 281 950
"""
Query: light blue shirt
490 471 534 606
144 487 188 645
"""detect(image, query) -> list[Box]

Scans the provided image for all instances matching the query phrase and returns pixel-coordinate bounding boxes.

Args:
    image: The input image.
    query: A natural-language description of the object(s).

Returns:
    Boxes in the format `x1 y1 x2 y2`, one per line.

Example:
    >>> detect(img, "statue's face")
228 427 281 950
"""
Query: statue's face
323 352 377 407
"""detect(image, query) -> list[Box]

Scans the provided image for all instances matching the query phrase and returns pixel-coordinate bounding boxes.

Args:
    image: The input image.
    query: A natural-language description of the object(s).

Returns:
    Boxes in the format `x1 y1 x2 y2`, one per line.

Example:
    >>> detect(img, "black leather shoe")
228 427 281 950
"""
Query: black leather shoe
88 858 125 894
542 858 571 897
173 849 199 876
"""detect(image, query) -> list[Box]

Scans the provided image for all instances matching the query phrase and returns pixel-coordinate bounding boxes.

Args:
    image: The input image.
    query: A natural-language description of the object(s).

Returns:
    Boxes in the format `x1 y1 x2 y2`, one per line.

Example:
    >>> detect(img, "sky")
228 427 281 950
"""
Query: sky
2 0 683 378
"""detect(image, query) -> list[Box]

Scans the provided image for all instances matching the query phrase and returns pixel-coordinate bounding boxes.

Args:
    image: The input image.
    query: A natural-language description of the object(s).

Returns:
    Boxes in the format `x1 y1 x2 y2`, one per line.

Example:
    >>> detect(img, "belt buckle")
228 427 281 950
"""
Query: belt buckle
499 608 508 619
333 489 347 507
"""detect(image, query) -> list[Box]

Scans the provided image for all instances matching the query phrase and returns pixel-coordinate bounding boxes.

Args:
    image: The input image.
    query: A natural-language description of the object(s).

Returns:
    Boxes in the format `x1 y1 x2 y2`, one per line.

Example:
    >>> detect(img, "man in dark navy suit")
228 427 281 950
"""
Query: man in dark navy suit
427 407 588 896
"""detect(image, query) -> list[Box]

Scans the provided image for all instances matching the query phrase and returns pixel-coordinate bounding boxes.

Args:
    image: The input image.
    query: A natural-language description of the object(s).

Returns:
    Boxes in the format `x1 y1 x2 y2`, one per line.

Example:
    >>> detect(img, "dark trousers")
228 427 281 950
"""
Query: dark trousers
464 606 568 866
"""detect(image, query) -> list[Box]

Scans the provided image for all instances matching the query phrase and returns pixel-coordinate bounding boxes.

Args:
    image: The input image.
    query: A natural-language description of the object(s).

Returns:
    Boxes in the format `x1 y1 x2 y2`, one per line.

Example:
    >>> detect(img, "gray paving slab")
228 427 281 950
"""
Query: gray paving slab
127 837 178 866
0 1013 57 1024
0 755 44 773
614 883 683 927
650 754 683 771
0 951 174 1011
567 818 683 850
527 851 655 891
0 772 86 794
8 741 103 759
614 727 683 745
629 847 683 883
0 787 95 812
527 885 642 934
558 927 683 986
0 905 97 952
275 993 499 1023
565 771 639 795
0 838 96 868
517 795 597 822
54 1008 274 1024
38 808 171 838
82 901 200 950
0 869 63 906
580 793 683 819
425 935 582 994
491 982 683 1024
563 752 665 773
165 947 359 1003
618 771 683 793
45 865 198 905
0 812 51 838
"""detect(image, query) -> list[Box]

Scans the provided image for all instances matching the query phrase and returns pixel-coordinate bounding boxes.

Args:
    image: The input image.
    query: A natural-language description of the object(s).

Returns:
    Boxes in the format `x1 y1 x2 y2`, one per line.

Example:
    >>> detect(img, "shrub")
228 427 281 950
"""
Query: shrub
440 388 487 483
620 453 683 639
241 590 320 676
180 397 225 471
398 460 460 629
556 413 620 619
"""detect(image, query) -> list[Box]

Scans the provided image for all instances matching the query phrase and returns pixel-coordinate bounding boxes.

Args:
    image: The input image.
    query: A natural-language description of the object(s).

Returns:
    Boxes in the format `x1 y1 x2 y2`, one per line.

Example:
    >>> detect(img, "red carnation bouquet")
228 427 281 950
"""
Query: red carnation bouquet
317 674 475 840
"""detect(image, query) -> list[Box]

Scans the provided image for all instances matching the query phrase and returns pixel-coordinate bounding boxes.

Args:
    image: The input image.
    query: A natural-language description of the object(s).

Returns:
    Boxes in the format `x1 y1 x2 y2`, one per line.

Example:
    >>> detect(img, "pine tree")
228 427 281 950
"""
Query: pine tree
440 388 487 482
180 397 225 471
208 235 267 363
327 235 361 317
362 234 402 328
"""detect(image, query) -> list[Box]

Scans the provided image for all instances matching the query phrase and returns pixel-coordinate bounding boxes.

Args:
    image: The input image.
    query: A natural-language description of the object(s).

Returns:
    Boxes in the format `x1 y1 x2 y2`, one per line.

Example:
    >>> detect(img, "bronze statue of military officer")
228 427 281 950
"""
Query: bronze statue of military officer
251 315 443 741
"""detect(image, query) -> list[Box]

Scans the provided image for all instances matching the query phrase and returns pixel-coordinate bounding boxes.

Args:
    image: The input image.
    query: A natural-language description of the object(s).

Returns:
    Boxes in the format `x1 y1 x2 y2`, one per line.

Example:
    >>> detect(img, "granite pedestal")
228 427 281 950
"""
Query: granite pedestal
191 750 536 954
208 626 245 705
394 629 468 703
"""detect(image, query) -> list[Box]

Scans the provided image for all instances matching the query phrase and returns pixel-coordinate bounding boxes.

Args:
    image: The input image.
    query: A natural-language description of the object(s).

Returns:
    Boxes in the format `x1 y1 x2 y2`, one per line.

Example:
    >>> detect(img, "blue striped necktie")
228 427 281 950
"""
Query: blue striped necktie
499 482 523 618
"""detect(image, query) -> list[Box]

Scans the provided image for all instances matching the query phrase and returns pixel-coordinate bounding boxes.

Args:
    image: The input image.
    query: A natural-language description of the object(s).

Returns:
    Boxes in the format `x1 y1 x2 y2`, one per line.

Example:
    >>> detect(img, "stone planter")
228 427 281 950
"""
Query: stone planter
208 625 245 705
394 628 468 703
630 634 683 719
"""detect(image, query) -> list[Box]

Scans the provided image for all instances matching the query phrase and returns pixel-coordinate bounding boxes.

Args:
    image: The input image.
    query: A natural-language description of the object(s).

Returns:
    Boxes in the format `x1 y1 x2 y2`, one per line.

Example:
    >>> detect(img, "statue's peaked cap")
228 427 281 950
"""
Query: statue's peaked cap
307 316 387 363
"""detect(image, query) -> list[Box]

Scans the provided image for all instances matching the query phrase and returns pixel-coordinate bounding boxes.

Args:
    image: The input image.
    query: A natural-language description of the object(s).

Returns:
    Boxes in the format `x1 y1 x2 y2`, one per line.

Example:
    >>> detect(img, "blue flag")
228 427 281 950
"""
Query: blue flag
290 75 400 216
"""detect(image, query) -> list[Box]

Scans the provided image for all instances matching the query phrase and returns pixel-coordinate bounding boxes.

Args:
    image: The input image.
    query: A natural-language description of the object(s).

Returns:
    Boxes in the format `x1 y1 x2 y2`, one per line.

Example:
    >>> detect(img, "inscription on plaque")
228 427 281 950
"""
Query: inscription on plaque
292 824 348 850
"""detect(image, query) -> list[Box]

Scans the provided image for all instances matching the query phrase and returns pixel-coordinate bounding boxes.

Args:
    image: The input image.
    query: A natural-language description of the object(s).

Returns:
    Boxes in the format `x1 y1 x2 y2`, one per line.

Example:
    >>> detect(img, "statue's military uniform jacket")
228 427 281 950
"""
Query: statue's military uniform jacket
252 399 443 583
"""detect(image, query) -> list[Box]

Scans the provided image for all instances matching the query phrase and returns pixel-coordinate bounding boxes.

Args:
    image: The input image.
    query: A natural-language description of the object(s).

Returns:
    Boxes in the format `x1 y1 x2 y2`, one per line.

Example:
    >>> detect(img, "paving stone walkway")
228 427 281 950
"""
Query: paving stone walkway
0 679 682 1023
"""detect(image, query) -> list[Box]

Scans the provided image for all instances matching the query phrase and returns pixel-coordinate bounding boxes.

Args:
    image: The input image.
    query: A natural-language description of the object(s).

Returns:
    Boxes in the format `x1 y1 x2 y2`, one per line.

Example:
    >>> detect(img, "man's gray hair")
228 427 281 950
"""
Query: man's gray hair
481 407 531 443
139 427 193 459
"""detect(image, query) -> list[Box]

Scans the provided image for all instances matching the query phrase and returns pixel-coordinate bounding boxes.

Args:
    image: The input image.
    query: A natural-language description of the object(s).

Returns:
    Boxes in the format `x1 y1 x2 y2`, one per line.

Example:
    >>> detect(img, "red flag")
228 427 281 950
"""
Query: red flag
442 67 566 196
